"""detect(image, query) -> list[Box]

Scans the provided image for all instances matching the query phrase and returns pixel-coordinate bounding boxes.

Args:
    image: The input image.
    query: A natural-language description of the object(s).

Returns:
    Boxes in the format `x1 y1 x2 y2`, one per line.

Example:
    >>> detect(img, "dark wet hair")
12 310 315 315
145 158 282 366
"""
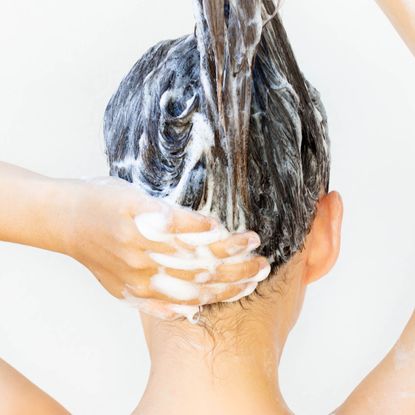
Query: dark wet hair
104 1 330 284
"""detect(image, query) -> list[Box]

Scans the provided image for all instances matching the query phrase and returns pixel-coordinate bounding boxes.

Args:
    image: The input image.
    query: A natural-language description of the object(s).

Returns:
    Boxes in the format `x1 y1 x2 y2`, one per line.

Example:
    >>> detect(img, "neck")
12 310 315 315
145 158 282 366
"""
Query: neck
134 273 305 415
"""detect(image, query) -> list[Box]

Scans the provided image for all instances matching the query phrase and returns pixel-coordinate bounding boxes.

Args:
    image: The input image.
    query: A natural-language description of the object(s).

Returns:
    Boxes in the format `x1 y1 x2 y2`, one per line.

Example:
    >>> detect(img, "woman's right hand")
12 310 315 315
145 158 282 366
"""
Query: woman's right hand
62 176 270 315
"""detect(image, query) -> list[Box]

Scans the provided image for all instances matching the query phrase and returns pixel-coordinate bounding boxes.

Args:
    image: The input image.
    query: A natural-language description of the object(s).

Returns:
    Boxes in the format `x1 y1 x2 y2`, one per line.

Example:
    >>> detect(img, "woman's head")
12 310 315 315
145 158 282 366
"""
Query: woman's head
104 1 342 324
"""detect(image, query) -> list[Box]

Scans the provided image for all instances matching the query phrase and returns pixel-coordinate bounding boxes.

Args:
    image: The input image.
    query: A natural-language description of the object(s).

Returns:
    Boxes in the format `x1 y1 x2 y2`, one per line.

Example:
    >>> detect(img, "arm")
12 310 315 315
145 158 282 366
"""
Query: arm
0 161 269 411
333 310 415 414
0 162 71 254
376 0 415 56
0 161 265 304
0 359 69 415
332 4 415 412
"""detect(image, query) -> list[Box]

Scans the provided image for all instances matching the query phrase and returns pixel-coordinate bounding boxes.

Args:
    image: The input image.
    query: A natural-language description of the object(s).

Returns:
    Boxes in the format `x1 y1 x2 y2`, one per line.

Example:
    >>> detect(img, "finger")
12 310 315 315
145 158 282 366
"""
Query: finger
209 231 260 258
212 256 271 283
137 230 260 265
158 267 233 284
125 257 269 284
120 250 159 270
122 282 258 322
122 271 202 303
198 281 258 305
119 267 159 287
168 208 218 233
133 210 176 246
122 295 185 320
145 254 270 283
131 229 177 254
132 219 218 255
124 279 258 306
122 295 203 323
160 267 205 282
93 270 126 299
133 208 226 248
132 260 265 284
148 250 218 272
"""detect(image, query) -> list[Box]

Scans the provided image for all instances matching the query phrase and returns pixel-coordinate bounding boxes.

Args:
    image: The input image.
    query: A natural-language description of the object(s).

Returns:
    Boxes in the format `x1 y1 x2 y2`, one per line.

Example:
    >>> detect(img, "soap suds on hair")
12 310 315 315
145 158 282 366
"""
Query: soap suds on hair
104 0 331 321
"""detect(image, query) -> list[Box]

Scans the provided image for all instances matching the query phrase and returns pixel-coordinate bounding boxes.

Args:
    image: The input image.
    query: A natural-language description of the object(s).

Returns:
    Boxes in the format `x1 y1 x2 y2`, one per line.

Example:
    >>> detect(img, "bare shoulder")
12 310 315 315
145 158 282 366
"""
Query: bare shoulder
330 311 415 415
0 358 70 415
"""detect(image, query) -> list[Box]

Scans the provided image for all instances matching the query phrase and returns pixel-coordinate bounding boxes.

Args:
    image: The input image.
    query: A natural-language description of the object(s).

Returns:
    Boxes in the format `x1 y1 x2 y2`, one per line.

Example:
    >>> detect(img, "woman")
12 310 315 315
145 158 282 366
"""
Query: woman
103 1 414 414
0 159 264 413
0 0 414 414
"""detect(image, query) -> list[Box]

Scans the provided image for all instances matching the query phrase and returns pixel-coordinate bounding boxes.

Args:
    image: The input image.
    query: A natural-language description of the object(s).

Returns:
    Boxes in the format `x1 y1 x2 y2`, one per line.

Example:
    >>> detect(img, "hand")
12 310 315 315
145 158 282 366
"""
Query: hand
63 177 270 319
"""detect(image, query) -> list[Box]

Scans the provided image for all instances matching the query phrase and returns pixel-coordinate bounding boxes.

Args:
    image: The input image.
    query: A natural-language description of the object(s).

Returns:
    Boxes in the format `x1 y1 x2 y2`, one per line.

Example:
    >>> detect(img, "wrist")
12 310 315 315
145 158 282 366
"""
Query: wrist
0 164 85 257
43 177 84 258
26 176 81 257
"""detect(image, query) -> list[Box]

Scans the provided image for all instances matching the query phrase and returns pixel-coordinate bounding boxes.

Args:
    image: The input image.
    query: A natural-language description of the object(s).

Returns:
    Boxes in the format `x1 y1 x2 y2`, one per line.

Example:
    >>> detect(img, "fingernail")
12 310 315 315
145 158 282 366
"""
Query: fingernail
246 233 261 251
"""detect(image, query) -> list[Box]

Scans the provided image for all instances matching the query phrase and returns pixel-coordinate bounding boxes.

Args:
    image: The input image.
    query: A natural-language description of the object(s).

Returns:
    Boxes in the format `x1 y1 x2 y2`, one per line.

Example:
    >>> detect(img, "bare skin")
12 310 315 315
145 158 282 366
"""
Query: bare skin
128 4 415 412
0 360 69 415
330 1 415 409
334 311 415 414
376 0 415 56
136 191 414 415
0 0 414 413
135 191 344 415
0 161 264 413
0 162 264 304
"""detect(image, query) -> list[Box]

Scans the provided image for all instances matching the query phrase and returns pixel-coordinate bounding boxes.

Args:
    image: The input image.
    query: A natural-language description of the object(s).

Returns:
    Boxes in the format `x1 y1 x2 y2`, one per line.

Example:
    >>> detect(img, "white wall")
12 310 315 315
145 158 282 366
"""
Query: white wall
0 1 414 414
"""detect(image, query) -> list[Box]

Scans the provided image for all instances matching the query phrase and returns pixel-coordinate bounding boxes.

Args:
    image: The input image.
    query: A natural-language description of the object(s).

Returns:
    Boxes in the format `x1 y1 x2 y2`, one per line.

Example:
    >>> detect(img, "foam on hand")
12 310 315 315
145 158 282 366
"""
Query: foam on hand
150 273 201 301
106 0 331 323
122 210 271 323
176 226 229 246
223 282 258 303
134 211 171 243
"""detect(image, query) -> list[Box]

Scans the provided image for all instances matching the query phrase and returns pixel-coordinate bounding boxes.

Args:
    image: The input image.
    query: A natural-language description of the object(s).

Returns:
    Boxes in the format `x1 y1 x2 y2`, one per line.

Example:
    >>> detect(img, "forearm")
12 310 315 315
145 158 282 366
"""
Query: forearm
376 0 415 56
0 358 69 415
0 162 72 255
336 310 415 414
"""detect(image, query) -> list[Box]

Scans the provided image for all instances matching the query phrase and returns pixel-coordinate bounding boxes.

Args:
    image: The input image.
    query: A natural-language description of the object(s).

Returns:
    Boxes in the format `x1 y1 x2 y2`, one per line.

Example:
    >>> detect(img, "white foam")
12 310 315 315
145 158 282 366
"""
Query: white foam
176 226 229 245
150 273 200 301
121 290 172 320
198 282 229 304
149 252 217 271
240 263 271 283
222 282 258 303
122 288 201 323
194 272 211 283
165 112 214 204
222 253 252 265
135 211 171 243
168 304 201 324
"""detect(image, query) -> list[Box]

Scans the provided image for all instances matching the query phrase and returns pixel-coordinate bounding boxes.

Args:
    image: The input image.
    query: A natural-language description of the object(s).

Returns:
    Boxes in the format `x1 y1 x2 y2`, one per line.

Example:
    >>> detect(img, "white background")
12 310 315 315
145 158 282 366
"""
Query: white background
0 0 414 414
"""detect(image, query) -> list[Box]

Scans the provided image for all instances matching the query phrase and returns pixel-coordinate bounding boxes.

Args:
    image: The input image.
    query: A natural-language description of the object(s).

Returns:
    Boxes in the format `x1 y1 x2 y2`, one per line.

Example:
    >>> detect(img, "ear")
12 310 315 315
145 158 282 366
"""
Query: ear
304 191 343 285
